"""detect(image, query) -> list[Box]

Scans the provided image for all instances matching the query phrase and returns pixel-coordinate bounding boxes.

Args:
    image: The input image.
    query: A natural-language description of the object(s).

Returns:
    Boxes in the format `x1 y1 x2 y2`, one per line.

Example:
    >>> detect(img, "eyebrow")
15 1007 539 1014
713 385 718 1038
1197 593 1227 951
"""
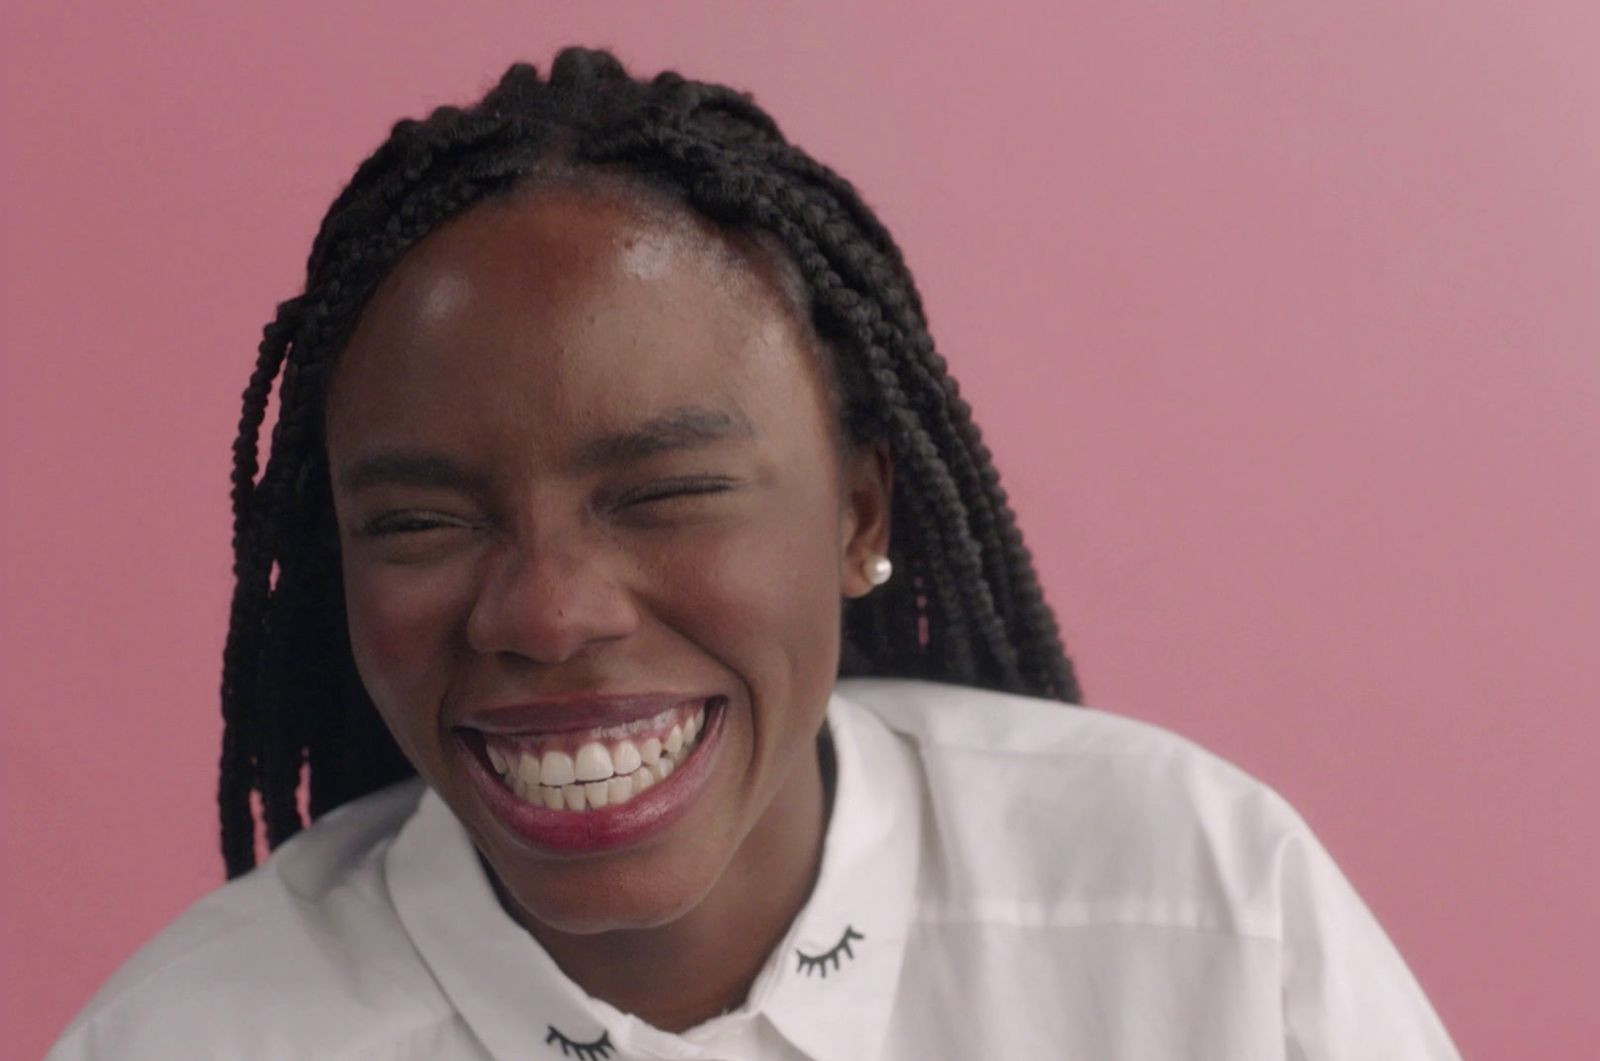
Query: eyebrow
571 406 756 471
337 451 493 496
336 407 755 494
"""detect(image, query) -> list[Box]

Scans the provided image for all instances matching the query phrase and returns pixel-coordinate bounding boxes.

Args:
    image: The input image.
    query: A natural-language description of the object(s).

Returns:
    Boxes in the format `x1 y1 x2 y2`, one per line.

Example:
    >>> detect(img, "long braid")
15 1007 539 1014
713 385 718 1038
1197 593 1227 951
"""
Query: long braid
721 154 1017 685
644 124 1034 684
220 48 1083 877
220 126 551 871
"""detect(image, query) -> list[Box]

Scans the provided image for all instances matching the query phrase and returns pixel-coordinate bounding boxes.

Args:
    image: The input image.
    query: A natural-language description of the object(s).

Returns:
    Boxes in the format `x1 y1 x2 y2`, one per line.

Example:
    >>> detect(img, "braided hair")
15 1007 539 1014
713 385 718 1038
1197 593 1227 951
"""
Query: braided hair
220 46 1083 878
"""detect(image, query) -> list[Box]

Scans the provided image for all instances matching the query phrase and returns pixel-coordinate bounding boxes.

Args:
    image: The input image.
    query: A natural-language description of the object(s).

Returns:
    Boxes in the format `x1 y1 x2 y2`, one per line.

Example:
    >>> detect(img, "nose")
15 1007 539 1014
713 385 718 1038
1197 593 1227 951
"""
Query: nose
465 534 640 664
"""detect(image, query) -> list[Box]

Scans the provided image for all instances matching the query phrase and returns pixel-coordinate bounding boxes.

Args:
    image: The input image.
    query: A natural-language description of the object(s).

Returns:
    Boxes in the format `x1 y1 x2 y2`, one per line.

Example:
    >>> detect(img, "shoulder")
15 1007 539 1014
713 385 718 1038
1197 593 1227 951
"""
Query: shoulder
835 675 1284 808
49 779 454 1060
835 678 1306 937
836 680 1461 1055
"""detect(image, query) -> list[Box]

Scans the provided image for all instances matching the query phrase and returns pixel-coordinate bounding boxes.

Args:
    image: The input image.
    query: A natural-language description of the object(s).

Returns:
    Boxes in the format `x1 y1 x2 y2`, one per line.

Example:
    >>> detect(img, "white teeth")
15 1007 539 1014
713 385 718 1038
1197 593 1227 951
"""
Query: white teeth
492 702 715 813
574 742 613 782
540 750 576 787
612 739 642 775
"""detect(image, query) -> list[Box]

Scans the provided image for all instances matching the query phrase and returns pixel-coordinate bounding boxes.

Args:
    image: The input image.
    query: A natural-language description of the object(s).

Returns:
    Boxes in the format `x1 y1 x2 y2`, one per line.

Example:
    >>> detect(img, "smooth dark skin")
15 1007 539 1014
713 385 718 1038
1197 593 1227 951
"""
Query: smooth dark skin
324 181 891 1031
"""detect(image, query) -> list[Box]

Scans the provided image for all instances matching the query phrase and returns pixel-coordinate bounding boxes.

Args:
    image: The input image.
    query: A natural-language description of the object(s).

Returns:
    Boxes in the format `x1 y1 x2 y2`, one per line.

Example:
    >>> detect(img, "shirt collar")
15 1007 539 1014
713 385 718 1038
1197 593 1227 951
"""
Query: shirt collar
385 687 923 1061
386 785 615 1060
753 687 923 1061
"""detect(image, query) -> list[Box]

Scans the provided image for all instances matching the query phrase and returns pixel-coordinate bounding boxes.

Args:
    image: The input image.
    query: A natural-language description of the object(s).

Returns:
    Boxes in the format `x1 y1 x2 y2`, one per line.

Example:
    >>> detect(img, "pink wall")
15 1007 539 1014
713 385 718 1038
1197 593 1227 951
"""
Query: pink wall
4 2 1596 1056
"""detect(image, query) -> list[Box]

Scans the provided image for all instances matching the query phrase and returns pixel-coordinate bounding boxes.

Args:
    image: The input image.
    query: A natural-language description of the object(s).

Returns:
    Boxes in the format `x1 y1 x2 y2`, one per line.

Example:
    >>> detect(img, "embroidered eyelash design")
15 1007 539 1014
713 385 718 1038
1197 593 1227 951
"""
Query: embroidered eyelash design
545 1026 614 1060
795 925 865 978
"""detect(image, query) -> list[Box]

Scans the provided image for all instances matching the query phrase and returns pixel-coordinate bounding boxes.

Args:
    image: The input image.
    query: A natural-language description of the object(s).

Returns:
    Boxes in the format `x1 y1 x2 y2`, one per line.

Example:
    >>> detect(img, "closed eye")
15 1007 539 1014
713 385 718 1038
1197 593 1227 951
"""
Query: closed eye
795 925 865 978
544 1027 613 1060
359 510 477 537
616 476 738 507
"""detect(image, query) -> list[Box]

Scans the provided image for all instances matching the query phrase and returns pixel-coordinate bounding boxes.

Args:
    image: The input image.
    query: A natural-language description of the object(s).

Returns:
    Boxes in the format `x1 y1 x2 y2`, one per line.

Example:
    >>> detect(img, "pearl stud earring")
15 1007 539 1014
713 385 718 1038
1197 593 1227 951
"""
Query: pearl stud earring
866 554 893 587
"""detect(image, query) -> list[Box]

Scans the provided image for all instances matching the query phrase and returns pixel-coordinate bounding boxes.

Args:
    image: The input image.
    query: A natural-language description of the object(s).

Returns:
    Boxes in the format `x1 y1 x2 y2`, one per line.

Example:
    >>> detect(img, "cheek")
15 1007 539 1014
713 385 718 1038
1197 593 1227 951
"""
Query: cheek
655 504 843 697
342 562 472 716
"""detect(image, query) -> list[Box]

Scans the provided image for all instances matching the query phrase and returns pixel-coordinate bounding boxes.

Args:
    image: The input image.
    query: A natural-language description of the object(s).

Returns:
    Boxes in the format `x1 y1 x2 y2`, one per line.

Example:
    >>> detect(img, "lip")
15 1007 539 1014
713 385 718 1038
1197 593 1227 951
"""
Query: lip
456 692 709 735
456 695 729 855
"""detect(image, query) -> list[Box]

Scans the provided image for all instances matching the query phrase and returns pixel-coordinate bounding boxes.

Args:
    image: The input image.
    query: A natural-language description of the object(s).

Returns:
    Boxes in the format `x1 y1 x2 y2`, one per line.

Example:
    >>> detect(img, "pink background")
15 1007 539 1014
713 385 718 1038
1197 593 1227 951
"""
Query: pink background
4 2 1597 1057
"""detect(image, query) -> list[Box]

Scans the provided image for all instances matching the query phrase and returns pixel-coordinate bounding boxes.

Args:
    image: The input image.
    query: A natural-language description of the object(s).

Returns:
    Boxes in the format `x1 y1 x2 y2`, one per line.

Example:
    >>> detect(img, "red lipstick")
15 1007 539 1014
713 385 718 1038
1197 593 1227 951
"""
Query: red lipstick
456 694 728 855
457 693 708 735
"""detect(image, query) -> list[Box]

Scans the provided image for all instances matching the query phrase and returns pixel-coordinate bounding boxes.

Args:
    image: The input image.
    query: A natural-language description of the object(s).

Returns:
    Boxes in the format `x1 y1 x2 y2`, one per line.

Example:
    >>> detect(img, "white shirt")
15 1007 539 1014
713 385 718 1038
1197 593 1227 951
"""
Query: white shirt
50 679 1460 1059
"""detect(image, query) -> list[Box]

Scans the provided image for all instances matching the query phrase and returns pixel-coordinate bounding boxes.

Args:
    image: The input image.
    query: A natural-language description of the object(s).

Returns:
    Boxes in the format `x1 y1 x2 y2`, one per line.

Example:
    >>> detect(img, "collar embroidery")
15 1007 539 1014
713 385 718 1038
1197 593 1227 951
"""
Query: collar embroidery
545 1026 614 1060
795 925 865 978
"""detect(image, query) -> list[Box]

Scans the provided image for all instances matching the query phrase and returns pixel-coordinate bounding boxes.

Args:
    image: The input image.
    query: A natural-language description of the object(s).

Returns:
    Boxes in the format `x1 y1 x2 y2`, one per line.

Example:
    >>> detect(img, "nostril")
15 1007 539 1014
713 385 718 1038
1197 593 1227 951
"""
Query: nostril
465 579 639 664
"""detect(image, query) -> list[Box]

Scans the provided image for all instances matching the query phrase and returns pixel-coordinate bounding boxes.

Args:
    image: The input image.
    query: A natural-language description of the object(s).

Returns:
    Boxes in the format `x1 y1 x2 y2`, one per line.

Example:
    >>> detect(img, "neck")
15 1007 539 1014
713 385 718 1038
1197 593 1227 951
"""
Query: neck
512 737 832 1032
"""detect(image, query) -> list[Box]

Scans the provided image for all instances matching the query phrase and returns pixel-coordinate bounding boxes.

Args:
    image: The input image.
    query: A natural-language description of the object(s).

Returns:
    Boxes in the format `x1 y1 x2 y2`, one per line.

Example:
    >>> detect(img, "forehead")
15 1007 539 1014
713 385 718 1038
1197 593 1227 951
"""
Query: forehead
326 184 826 458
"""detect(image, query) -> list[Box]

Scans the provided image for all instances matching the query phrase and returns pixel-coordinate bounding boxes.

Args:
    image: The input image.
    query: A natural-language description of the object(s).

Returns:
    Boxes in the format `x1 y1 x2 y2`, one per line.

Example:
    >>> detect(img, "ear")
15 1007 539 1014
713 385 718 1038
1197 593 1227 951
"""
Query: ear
838 440 893 599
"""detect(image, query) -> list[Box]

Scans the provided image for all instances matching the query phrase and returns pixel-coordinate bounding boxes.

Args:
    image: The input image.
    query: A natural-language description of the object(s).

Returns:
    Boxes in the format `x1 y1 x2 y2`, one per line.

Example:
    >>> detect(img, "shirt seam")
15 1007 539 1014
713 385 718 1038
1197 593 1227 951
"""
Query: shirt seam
913 904 1281 945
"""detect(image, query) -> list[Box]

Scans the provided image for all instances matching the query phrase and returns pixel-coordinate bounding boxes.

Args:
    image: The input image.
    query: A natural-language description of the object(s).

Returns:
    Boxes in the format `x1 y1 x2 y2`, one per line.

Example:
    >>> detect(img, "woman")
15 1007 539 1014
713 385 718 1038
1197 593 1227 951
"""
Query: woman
52 48 1458 1058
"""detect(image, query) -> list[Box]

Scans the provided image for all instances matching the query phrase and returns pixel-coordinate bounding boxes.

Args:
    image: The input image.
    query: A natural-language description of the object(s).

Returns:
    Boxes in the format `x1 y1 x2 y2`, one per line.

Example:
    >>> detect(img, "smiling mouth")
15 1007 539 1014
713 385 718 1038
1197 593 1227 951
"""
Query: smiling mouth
470 699 714 813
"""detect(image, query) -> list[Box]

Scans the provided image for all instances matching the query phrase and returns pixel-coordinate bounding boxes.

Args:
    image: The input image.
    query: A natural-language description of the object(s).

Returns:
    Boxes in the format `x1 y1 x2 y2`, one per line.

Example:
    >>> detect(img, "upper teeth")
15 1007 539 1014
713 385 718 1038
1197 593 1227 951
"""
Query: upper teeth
485 704 707 812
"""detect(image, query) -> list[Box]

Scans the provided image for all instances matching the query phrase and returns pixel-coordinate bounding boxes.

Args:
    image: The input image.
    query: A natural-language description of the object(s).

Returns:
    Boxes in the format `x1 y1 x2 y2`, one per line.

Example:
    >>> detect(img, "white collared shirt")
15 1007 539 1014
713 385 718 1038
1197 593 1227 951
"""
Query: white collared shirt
50 679 1460 1059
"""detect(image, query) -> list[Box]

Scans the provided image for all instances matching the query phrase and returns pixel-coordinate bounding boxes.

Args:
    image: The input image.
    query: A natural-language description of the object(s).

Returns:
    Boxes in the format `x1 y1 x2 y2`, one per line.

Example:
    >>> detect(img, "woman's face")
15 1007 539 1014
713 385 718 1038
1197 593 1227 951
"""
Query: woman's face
324 184 888 936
